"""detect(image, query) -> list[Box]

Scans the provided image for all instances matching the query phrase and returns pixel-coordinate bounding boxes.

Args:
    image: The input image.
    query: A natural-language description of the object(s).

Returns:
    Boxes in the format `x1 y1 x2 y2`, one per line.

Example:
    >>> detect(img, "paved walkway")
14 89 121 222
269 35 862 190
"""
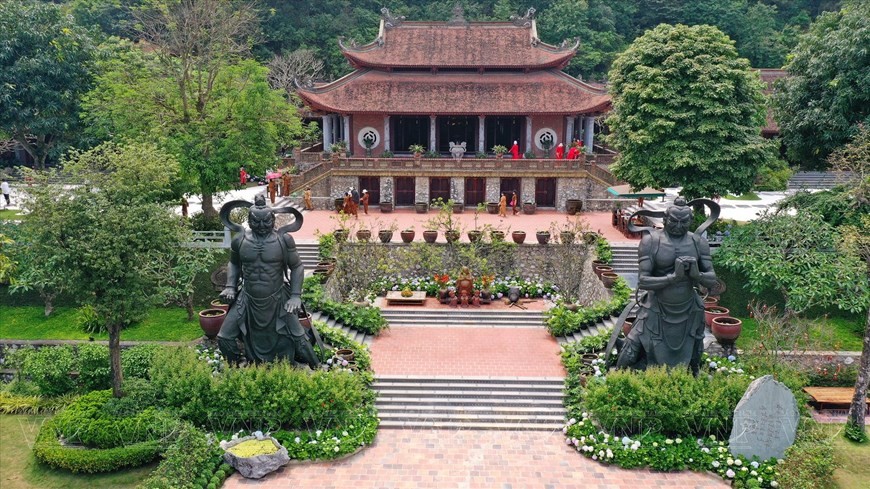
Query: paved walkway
370 326 565 377
223 430 727 489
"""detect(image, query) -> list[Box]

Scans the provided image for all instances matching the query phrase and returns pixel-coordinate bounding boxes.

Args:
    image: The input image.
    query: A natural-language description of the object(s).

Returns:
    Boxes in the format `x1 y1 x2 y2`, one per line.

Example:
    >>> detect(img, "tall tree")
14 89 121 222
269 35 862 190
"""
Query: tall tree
773 0 870 169
83 13 302 216
0 0 97 169
18 141 186 397
606 23 776 199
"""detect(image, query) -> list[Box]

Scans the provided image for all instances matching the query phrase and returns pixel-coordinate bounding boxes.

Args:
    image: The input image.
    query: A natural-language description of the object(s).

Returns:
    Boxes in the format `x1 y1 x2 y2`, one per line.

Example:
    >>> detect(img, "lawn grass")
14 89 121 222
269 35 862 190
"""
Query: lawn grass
0 306 203 342
0 209 25 220
818 424 870 489
0 415 156 489
734 315 865 351
723 192 761 200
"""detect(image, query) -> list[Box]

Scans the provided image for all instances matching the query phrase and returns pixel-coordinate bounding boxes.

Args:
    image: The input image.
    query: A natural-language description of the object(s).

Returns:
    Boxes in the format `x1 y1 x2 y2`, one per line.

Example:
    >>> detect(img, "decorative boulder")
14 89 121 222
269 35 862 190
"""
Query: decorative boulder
222 435 290 479
729 375 799 461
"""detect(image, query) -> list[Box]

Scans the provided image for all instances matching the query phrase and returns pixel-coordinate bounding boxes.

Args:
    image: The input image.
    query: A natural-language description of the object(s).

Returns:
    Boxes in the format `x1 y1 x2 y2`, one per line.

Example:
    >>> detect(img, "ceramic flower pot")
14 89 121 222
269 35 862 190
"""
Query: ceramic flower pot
198 309 227 339
445 230 460 243
210 299 229 312
356 229 371 242
467 230 483 243
486 202 499 214
522 202 536 215
560 231 575 244
452 202 464 213
400 230 415 243
601 272 619 289
594 265 613 279
490 230 505 242
566 199 582 215
415 202 429 214
336 348 355 361
422 230 438 243
511 231 526 244
333 229 348 243
711 316 742 341
704 306 730 328
703 296 719 307
378 230 394 243
536 232 551 244
379 201 393 213
621 316 637 336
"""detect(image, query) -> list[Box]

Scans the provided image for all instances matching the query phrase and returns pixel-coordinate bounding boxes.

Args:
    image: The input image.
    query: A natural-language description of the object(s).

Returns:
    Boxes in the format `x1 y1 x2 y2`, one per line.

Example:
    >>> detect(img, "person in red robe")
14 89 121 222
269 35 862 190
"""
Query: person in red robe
566 142 579 160
239 166 247 185
509 140 520 159
555 143 565 159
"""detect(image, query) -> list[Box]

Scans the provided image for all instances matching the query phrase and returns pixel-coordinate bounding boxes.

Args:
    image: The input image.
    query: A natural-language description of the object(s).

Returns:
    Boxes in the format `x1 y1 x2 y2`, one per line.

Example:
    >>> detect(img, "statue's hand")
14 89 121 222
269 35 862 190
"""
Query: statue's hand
285 296 302 314
673 257 686 279
221 287 236 302
687 258 701 280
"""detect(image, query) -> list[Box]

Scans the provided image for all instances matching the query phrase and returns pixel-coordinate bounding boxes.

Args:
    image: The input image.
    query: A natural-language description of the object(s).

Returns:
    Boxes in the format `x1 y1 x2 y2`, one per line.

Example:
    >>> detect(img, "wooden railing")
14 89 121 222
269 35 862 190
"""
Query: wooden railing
185 230 231 248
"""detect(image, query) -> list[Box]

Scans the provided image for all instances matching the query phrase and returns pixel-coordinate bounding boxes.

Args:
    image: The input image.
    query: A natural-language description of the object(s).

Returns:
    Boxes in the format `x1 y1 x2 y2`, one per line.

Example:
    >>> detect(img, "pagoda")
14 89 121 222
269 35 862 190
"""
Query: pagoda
298 6 610 158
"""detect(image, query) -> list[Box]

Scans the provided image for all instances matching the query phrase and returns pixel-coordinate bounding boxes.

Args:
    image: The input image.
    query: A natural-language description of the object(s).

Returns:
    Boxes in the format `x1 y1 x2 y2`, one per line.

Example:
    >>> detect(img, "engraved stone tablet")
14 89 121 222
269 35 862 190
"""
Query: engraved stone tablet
729 375 799 460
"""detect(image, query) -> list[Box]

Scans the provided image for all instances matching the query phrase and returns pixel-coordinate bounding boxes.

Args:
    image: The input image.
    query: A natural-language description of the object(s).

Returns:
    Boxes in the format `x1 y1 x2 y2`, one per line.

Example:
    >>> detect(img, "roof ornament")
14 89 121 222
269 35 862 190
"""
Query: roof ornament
380 7 405 28
558 37 581 51
447 3 468 26
510 7 536 27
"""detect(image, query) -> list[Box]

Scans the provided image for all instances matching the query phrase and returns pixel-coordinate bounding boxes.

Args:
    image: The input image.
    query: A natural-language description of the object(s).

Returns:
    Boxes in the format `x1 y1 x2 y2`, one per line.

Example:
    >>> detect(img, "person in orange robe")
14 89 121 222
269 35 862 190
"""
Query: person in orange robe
282 172 291 197
360 189 370 214
342 192 352 215
510 191 519 215
268 178 276 204
498 193 507 217
555 143 565 159
509 140 520 159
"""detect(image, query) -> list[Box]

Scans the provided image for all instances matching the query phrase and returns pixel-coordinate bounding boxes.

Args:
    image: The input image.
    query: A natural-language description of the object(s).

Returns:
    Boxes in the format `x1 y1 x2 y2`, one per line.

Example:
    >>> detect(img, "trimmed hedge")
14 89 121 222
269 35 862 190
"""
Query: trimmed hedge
545 277 631 336
138 424 226 489
302 276 388 335
53 390 175 448
33 419 162 473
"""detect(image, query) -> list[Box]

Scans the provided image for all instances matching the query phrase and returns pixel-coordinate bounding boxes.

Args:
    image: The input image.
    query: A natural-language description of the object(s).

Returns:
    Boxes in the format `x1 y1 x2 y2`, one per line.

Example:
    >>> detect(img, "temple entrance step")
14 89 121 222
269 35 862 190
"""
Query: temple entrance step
309 311 374 346
609 244 638 274
296 242 321 270
787 171 852 190
379 309 545 328
373 376 566 430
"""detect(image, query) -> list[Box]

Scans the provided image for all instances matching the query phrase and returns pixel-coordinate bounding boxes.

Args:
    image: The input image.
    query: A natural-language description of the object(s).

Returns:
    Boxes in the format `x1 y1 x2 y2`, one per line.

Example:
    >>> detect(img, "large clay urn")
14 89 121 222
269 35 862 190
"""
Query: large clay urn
704 306 730 328
198 309 226 339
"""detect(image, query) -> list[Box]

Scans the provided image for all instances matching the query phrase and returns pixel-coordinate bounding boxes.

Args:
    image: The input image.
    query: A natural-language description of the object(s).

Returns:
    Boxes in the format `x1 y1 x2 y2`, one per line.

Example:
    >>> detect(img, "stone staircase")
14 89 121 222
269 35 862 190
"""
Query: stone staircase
309 310 374 346
788 171 851 190
609 243 638 274
379 308 545 328
373 376 566 430
297 242 320 270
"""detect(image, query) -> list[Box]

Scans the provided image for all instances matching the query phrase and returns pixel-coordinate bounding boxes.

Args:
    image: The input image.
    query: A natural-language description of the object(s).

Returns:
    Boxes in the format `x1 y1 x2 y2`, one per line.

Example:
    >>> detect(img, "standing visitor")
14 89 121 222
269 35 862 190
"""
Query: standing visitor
509 140 520 159
510 191 519 215
361 189 370 215
498 193 507 217
282 171 291 197
1 178 10 208
555 143 565 159
268 178 276 204
303 187 313 210
239 167 248 185
180 197 189 217
566 140 580 160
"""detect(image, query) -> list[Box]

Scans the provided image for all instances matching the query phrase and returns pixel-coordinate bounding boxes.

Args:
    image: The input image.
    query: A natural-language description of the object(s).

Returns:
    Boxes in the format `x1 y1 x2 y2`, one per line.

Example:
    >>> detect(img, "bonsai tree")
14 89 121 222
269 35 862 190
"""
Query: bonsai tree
329 140 347 155
427 198 462 239
491 145 508 156
409 144 425 155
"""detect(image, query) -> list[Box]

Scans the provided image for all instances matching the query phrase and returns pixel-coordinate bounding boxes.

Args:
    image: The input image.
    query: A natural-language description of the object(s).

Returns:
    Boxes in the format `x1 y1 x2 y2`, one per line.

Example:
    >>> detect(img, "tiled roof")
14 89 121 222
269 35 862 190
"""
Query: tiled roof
340 22 576 69
298 69 610 115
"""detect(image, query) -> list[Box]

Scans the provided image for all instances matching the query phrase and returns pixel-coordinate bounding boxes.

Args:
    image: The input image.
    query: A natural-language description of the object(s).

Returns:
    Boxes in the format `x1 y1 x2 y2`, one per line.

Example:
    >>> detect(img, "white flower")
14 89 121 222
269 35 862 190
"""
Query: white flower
316 430 322 437
726 469 735 478
334 446 340 452
751 461 759 469
652 442 658 447
727 458 734 466
734 459 742 466
712 461 720 468
606 449 613 459
622 436 631 445
675 438 682 444
701 447 710 453
770 481 779 487
727 355 736 361
665 439 674 445
294 437 301 443
565 438 572 445
751 470 758 476
342 431 349 437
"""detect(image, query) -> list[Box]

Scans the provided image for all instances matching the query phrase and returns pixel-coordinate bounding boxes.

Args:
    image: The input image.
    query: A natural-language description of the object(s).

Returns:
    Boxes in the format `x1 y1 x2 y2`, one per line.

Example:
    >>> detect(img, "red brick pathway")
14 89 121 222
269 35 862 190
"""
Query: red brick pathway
370 326 566 377
223 429 728 489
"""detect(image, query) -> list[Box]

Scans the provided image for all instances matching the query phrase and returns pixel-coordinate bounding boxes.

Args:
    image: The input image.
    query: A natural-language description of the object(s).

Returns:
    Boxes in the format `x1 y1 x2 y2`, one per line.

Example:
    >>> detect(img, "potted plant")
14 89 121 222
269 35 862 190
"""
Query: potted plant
594 264 613 279
198 309 227 339
511 230 526 244
329 141 347 162
711 316 742 356
210 298 229 312
486 201 499 214
409 144 425 158
522 201 536 214
333 197 345 212
380 201 394 213
415 201 429 213
705 306 730 328
333 229 348 243
222 433 290 479
452 201 464 214
468 203 485 242
536 230 551 244
427 198 462 244
490 229 505 242
400 227 416 243
565 198 582 215
601 272 619 289
356 227 371 242
378 220 398 243
422 221 439 243
491 144 507 159
560 230 576 244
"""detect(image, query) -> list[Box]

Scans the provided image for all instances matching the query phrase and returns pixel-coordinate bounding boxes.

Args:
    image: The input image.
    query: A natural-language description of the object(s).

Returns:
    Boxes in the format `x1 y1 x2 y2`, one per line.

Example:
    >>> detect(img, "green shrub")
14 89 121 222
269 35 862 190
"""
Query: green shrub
584 366 751 437
138 423 220 489
303 278 388 335
318 232 336 260
273 408 379 460
595 236 613 263
189 212 223 232
545 277 631 336
21 345 77 396
76 304 104 334
149 347 369 431
76 343 112 392
778 421 837 488
53 390 175 448
34 419 161 473
121 344 160 380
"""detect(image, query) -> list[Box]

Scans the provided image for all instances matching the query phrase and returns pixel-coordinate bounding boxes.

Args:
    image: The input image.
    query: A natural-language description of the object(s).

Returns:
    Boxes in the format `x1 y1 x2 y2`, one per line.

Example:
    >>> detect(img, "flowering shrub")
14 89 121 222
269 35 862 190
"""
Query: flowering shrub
371 274 558 299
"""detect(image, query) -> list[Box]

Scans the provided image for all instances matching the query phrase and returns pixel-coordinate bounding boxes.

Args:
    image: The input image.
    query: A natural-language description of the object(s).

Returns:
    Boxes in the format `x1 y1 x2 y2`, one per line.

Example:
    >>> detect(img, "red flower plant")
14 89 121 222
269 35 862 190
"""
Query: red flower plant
433 274 451 287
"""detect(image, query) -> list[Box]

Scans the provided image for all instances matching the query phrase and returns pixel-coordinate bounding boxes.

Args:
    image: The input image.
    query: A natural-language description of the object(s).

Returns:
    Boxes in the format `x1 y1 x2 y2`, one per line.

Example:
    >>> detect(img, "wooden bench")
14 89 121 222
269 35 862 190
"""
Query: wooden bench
803 387 870 412
385 290 427 306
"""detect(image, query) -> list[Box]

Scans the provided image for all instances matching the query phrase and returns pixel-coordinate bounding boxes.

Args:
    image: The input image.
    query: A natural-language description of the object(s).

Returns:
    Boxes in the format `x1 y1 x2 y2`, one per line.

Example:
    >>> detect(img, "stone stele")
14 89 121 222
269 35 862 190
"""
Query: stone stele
223 436 290 479
729 375 799 460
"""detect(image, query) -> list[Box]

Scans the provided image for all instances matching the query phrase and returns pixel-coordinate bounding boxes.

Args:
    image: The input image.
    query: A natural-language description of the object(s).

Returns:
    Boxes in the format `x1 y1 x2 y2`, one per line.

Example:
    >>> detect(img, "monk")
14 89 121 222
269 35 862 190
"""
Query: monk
566 141 580 160
498 193 507 217
239 166 248 185
303 187 313 210
361 189 370 215
282 172 291 197
268 178 276 204
510 191 519 215
555 143 565 159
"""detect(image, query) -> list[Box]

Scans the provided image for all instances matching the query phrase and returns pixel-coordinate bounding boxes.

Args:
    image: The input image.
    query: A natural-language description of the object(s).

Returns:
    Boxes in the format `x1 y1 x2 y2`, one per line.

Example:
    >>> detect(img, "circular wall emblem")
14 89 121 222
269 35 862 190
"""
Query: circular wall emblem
534 128 557 151
357 127 380 149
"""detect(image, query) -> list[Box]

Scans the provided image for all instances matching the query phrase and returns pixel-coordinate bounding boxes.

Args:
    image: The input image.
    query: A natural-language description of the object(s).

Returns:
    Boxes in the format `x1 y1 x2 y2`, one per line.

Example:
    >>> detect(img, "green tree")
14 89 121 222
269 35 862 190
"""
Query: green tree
773 0 870 169
0 0 97 169
606 24 775 199
16 141 187 397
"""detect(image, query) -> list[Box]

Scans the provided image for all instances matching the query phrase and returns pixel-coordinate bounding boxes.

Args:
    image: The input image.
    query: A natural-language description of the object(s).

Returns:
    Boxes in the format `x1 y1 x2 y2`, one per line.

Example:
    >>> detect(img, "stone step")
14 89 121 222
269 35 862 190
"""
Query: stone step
378 420 562 430
372 381 565 392
375 404 566 415
374 375 564 385
375 396 566 408
373 388 564 400
377 411 565 424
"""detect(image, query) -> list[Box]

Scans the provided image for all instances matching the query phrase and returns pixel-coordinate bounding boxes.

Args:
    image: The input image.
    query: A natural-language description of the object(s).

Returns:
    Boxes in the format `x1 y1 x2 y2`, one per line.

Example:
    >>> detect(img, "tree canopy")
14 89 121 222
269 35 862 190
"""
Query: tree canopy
0 0 98 169
773 0 870 169
606 24 776 199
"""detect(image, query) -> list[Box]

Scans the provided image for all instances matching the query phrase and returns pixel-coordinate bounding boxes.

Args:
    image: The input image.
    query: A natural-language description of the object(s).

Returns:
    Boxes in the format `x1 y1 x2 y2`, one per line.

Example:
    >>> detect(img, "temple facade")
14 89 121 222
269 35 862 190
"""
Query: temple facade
298 7 610 159
294 7 617 210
